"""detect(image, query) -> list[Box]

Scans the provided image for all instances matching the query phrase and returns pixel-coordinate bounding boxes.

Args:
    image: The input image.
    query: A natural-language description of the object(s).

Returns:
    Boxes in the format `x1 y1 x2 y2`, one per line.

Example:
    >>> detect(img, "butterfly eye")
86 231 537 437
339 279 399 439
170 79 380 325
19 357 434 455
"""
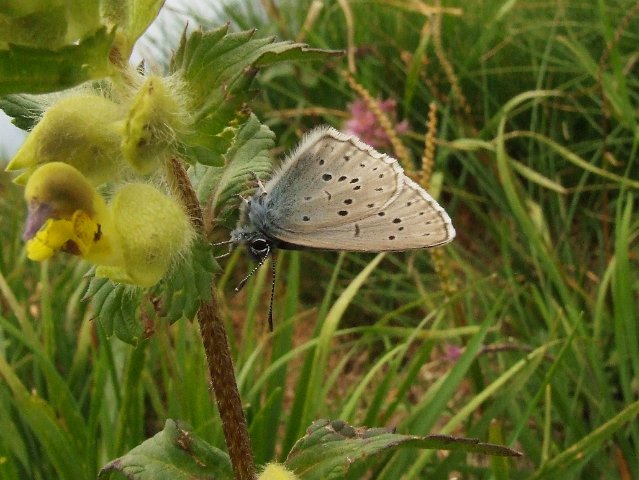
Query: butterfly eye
249 237 270 258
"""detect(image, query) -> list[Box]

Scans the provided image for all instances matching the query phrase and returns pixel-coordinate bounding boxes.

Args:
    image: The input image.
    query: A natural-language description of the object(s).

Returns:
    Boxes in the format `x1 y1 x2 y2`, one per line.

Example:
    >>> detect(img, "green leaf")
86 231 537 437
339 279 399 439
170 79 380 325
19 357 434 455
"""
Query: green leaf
0 27 115 95
252 43 344 67
84 237 218 342
0 0 102 49
98 419 233 480
489 419 510 480
558 36 637 131
0 6 67 48
84 278 143 345
528 399 639 479
171 24 341 154
154 235 219 324
83 276 116 333
0 342 87 478
189 113 274 226
101 0 164 55
0 94 43 130
285 419 521 479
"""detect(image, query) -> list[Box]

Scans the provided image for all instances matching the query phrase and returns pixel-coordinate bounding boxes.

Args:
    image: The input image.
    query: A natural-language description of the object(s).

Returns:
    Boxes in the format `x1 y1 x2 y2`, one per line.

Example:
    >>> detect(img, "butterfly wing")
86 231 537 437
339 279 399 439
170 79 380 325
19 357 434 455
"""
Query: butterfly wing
251 127 455 252
261 127 404 229
266 176 455 251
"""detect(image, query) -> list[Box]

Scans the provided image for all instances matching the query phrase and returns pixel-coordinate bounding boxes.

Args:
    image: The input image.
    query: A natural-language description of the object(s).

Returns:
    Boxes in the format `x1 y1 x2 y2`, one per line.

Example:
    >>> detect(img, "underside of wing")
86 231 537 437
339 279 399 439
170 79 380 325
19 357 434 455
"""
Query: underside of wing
268 177 456 252
261 127 404 230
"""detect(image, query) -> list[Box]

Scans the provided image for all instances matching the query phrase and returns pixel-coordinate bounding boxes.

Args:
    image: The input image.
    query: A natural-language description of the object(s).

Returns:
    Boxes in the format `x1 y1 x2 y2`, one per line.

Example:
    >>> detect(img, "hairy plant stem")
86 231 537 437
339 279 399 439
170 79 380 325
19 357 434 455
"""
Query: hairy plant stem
167 157 255 480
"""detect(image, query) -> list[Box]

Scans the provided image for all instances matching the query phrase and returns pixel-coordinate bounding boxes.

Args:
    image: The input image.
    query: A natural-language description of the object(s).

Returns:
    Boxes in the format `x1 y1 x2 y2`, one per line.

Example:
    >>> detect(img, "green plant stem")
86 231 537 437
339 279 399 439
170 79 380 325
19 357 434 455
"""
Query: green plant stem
168 157 255 480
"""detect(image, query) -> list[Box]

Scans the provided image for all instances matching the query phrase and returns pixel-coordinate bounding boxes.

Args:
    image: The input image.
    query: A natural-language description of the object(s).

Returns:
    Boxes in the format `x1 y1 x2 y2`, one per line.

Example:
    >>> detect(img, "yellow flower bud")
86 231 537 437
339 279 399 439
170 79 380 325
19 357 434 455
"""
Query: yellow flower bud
95 183 194 287
121 75 190 175
7 94 124 185
258 464 299 480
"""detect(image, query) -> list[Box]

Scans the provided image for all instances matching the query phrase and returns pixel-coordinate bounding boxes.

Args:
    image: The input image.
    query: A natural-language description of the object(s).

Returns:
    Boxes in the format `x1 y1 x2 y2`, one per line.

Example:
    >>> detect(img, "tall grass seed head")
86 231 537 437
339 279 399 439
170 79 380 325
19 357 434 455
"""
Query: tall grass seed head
6 93 124 186
120 75 191 175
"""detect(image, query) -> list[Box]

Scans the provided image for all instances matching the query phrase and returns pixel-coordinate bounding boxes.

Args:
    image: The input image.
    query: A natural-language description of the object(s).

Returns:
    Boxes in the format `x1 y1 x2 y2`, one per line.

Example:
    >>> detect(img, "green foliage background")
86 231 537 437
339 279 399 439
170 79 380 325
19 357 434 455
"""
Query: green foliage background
1 1 638 479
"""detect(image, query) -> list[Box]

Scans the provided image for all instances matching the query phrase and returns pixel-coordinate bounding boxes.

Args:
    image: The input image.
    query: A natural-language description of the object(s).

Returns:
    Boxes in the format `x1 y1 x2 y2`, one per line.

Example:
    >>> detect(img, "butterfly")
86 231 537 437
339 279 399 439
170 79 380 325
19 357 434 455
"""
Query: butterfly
223 126 455 329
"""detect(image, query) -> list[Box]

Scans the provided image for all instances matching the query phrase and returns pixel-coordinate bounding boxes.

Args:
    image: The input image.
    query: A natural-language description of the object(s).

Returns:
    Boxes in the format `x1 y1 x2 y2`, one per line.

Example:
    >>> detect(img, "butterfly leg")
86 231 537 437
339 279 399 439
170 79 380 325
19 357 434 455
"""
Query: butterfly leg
212 237 235 259
212 238 235 246
249 171 267 194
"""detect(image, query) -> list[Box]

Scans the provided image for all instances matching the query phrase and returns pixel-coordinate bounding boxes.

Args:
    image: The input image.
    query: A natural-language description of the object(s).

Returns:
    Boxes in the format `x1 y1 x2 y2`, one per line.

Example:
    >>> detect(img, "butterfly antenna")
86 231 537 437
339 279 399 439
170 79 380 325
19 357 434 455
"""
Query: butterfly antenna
268 255 276 332
234 248 270 292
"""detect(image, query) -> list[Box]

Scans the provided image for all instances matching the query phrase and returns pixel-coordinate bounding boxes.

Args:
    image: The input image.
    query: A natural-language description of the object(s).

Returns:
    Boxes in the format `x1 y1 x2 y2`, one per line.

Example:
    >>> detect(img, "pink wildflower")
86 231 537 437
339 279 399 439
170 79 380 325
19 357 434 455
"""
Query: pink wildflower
344 98 409 149
445 344 463 362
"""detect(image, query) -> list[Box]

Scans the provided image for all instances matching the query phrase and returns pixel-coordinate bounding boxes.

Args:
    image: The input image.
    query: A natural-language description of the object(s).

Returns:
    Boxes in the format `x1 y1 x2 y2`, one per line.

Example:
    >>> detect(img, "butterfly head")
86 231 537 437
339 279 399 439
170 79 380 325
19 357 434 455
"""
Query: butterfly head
228 223 278 331
230 225 273 261
229 187 281 261
227 222 277 331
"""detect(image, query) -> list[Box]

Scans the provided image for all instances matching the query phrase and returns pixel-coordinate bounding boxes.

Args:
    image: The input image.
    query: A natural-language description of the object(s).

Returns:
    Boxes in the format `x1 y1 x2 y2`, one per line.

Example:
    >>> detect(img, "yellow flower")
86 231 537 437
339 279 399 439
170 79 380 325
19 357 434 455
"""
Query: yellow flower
23 162 118 264
27 211 100 261
6 94 124 186
23 163 194 288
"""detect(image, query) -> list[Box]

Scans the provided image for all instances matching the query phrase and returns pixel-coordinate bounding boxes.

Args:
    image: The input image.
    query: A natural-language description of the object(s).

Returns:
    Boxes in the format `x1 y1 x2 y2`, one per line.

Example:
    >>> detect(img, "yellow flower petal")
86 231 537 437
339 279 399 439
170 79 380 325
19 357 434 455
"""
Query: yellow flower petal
25 210 101 261
26 218 76 261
